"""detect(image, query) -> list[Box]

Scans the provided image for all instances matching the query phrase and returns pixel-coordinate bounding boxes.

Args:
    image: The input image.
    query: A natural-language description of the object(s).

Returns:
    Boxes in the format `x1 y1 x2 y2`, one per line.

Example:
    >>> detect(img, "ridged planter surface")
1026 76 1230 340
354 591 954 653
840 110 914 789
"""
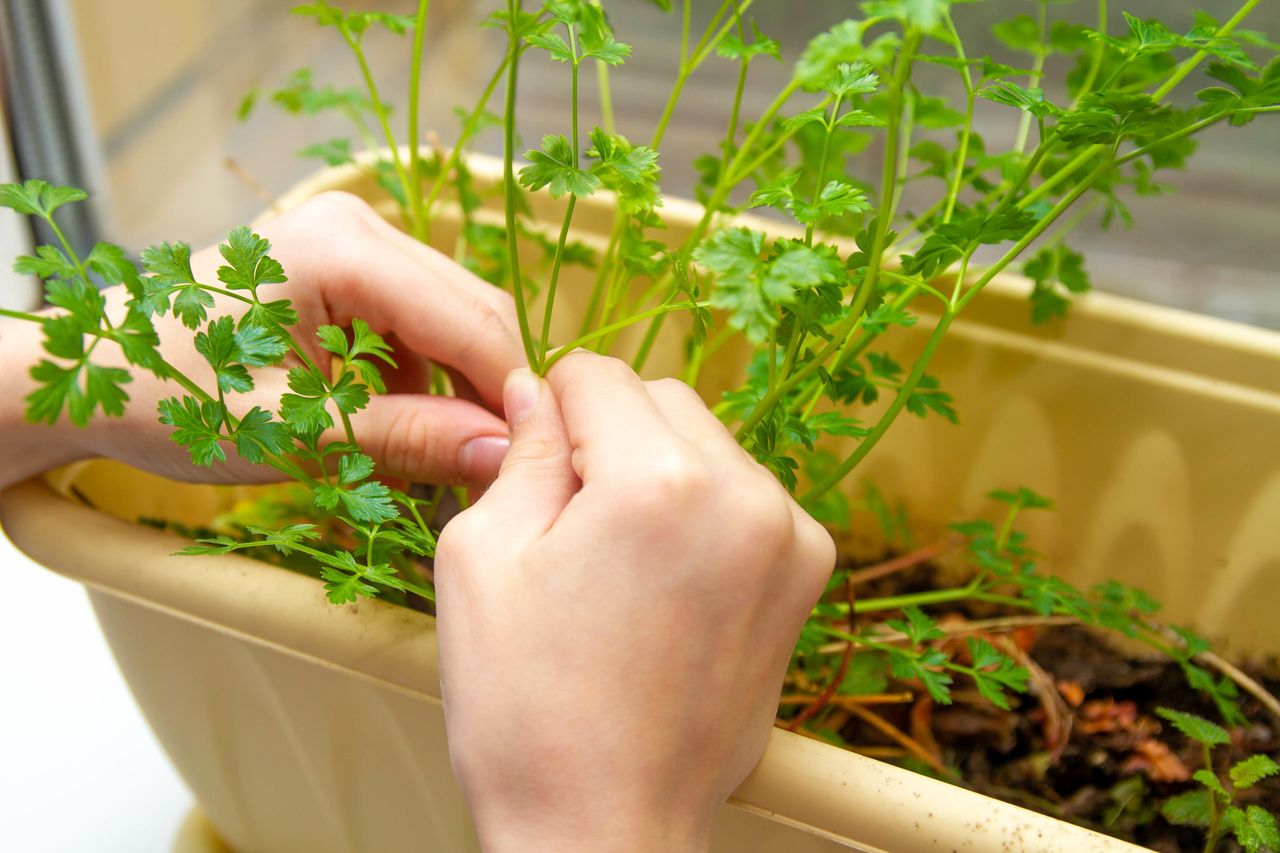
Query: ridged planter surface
7 152 1280 851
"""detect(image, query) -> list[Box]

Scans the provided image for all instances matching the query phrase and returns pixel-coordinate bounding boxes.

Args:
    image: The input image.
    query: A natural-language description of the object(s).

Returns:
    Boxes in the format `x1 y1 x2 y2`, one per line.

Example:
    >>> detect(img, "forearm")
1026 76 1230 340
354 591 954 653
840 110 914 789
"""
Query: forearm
0 317 92 489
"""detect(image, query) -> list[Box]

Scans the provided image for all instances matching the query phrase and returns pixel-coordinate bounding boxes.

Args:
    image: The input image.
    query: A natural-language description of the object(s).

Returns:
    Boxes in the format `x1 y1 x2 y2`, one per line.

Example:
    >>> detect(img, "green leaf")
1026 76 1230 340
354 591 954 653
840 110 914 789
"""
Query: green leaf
1160 789 1212 827
1226 804 1280 853
329 370 371 413
26 360 79 425
172 285 216 330
988 487 1054 510
217 226 287 292
526 31 574 62
1025 244 1091 324
158 396 226 466
821 62 879 98
280 367 336 435
580 32 631 65
84 363 131 419
234 324 289 367
85 242 137 286
1194 768 1231 801
297 138 354 166
0 179 87 218
15 245 77 280
966 637 1030 710
887 606 945 645
140 241 195 285
233 407 293 463
1157 707 1230 747
1231 755 1280 790
978 82 1061 118
519 134 600 199
338 452 375 484
718 20 780 61
339 480 399 523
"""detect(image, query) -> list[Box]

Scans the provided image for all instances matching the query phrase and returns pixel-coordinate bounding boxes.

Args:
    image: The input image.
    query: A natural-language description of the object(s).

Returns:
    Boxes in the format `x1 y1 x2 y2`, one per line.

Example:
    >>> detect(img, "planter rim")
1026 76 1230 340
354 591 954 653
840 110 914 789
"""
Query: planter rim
0 472 1141 851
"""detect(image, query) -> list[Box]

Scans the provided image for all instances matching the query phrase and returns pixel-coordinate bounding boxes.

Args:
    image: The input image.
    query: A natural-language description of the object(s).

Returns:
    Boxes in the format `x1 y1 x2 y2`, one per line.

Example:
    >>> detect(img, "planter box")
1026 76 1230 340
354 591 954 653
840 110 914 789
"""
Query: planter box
7 153 1280 851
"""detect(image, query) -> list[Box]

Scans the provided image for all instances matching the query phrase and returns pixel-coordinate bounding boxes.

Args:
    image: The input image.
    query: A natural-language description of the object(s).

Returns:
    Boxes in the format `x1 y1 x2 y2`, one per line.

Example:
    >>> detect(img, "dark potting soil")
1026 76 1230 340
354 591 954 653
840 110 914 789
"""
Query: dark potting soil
823 560 1280 852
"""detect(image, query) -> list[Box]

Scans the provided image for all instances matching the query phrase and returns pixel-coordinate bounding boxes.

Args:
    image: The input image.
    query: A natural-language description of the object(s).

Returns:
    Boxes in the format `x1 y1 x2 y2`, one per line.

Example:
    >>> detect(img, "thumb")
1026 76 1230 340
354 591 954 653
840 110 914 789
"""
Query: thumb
350 393 511 486
470 368 578 542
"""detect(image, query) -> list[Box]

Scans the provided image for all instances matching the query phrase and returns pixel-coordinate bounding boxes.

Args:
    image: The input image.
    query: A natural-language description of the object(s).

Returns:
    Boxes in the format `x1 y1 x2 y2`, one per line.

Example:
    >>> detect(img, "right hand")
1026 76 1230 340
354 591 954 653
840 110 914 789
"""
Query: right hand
435 352 836 853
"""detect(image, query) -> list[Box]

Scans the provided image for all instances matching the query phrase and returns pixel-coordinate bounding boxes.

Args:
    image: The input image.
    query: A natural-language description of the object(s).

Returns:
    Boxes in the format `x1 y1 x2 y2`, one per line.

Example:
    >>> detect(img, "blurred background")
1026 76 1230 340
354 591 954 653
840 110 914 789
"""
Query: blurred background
0 2 1278 850
2 0 1279 323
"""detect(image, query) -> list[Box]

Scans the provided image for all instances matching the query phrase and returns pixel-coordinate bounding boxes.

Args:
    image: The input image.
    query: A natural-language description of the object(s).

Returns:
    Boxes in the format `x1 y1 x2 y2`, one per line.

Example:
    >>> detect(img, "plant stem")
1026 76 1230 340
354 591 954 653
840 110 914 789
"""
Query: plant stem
542 300 709 373
501 0 539 371
734 34 919 443
1153 0 1260 101
406 0 431 241
942 12 975 224
421 56 509 221
345 37 412 210
537 31 583 370
1013 1 1049 155
800 309 953 507
1074 0 1108 105
1204 743 1222 852
804 94 843 246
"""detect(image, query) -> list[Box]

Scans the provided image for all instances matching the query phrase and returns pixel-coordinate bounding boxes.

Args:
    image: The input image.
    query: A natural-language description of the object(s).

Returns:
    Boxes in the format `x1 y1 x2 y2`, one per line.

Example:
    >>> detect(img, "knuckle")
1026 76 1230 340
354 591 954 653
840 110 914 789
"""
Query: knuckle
435 507 492 568
296 191 376 230
627 448 706 510
384 404 447 481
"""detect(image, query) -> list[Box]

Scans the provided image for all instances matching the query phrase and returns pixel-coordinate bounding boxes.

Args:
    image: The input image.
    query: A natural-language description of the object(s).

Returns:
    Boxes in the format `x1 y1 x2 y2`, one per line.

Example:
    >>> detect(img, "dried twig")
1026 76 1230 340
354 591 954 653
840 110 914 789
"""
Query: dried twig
779 692 915 707
845 702 950 777
847 536 958 586
224 157 281 213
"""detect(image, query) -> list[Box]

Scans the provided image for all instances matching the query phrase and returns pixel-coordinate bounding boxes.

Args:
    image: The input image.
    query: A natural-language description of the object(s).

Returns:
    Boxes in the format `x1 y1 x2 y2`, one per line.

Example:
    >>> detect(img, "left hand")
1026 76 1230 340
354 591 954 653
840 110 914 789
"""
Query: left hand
0 192 526 489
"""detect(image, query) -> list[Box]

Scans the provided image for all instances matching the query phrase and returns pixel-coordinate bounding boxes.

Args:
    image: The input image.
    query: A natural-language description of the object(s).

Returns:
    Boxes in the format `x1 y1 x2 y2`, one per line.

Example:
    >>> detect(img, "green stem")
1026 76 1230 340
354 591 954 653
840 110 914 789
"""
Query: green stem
542 300 710 373
406 0 431 240
1152 0 1260 101
421 56 509 221
734 35 918 443
501 0 539 371
800 309 953 508
0 307 44 323
1013 2 1049 155
804 94 843 246
1204 743 1222 852
1074 0 1108 105
578 214 626 338
345 37 411 207
539 196 577 368
942 13 975 224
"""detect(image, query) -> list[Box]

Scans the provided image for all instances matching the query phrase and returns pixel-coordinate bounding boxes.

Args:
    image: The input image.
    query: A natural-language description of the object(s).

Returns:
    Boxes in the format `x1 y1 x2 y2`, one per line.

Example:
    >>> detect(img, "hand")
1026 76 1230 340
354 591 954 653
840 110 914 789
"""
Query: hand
435 353 836 853
0 192 525 489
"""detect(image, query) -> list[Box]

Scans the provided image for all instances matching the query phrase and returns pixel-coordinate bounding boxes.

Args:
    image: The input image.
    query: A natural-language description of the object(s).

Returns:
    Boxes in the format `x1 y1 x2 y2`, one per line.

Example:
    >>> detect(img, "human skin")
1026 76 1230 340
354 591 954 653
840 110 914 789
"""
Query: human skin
1 193 836 851
436 355 836 852
0 191 523 490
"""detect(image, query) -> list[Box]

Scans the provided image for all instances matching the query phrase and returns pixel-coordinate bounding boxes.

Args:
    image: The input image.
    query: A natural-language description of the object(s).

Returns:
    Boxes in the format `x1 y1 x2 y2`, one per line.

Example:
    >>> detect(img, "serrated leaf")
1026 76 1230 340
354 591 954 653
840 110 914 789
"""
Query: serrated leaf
233 407 293 463
519 134 600 199
1226 804 1280 853
1231 754 1280 790
217 226 287 292
0 179 87 218
1157 707 1230 747
158 395 226 466
1160 789 1212 827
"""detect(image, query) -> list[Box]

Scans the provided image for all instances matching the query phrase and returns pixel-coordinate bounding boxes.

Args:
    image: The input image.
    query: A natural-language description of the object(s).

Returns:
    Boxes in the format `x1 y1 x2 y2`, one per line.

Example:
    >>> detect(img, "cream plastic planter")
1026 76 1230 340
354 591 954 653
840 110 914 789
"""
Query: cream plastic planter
7 153 1280 852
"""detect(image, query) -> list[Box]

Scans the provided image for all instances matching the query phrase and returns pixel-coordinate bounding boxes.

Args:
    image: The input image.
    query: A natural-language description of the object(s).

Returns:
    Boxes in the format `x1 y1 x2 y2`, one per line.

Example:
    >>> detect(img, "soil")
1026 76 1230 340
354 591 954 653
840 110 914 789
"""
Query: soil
804 557 1280 852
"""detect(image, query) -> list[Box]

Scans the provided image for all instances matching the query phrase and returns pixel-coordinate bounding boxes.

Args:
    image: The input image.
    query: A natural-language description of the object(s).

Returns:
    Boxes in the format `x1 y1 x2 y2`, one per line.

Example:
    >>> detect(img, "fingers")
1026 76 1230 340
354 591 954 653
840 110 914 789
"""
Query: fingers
263 193 527 412
643 378 759 471
545 352 678 479
467 369 579 543
352 394 510 486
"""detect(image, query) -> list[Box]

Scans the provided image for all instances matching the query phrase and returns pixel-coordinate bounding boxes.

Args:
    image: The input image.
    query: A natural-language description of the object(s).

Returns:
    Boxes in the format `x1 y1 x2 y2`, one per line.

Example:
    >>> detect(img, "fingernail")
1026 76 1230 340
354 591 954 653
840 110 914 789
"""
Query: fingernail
459 435 510 483
503 368 541 427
